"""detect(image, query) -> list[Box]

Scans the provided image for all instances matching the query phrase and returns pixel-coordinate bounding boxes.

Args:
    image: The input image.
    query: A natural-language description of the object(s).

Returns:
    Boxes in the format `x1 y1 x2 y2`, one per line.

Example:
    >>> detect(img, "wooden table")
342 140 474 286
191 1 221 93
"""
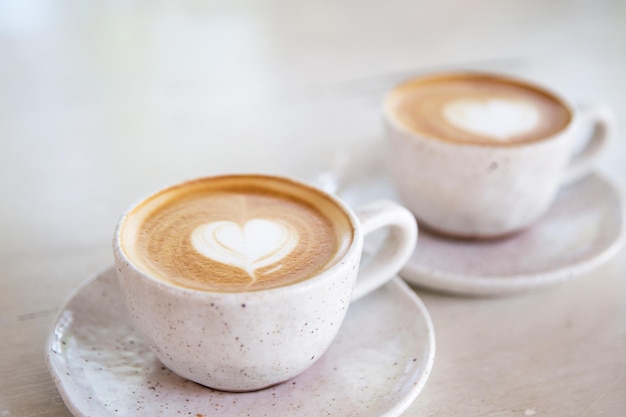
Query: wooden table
2 1 625 415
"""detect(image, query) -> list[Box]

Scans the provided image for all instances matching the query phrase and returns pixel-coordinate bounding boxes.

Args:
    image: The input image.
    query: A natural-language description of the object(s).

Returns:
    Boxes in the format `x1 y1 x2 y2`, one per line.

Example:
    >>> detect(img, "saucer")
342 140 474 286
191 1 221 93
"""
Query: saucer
330 146 625 296
46 267 435 417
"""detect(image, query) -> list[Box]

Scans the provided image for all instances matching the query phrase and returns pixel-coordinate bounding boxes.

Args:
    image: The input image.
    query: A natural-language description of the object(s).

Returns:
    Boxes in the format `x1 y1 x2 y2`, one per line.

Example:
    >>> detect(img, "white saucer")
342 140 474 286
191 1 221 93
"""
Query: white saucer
46 267 435 417
330 146 625 296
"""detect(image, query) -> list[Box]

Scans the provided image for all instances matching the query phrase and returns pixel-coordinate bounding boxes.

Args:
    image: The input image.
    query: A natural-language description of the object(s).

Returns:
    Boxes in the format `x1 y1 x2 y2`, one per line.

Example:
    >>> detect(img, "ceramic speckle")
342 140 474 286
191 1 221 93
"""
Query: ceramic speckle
46 267 435 417
112 176 416 391
336 143 624 296
383 75 615 238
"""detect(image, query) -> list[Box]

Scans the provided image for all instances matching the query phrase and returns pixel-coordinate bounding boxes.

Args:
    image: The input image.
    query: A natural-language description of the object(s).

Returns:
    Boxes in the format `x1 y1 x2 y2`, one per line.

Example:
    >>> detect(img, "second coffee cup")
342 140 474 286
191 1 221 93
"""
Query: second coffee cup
384 72 614 238
114 174 417 392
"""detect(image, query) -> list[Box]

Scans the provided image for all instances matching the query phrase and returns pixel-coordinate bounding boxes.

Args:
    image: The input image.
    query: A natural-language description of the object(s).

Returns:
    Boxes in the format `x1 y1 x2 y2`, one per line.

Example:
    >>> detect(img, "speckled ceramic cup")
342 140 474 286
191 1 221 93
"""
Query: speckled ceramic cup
113 174 417 392
384 72 615 238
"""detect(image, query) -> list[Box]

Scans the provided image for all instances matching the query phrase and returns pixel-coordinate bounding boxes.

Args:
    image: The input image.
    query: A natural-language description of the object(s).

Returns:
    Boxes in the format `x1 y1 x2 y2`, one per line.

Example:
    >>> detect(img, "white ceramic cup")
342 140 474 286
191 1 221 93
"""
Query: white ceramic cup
113 174 417 392
384 72 615 238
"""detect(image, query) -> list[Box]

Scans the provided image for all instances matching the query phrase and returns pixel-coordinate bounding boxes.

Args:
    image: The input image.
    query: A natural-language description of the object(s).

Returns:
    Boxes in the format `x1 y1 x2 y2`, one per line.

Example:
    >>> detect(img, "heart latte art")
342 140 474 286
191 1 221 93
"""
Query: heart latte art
121 176 353 292
443 98 540 141
388 73 571 145
191 219 299 280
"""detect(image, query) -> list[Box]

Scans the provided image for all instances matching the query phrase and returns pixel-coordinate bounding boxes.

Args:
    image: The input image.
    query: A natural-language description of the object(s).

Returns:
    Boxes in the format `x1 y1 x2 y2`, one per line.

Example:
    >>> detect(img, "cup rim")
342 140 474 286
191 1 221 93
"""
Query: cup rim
383 71 576 148
113 173 363 299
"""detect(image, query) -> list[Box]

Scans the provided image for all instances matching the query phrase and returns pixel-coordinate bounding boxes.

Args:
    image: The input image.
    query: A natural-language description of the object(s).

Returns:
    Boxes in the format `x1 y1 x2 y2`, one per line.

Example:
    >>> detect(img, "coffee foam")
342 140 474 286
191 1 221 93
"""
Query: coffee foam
191 218 299 280
121 176 353 293
387 74 571 145
443 98 540 141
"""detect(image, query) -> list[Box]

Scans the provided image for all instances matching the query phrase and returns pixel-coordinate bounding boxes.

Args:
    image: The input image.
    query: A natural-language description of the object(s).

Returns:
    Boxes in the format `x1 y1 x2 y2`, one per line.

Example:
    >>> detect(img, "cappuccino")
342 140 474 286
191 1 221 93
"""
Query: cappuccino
384 71 612 237
386 73 571 146
120 175 353 292
114 173 417 391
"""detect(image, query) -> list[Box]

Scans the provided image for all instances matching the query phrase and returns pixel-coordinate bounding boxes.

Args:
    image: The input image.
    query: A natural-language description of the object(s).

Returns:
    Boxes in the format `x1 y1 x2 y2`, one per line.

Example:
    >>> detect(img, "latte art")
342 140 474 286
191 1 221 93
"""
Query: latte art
120 176 353 292
191 218 299 280
443 98 540 141
387 73 571 145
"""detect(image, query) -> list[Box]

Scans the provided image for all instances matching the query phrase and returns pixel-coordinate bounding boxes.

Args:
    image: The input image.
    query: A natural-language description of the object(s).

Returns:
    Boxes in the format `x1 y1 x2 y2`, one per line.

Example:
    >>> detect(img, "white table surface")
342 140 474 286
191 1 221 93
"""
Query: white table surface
1 0 625 415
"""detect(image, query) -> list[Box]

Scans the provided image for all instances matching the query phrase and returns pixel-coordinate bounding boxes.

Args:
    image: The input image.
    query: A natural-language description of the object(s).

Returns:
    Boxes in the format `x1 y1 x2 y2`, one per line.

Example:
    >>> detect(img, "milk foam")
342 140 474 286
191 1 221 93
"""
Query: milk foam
388 74 571 145
123 175 354 293
191 219 299 280
443 98 540 141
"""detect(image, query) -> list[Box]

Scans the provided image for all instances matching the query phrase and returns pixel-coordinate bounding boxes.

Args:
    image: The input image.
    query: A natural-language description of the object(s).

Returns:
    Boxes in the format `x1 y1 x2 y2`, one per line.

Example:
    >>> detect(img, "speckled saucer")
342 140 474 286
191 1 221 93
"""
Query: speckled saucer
46 267 435 417
330 145 624 296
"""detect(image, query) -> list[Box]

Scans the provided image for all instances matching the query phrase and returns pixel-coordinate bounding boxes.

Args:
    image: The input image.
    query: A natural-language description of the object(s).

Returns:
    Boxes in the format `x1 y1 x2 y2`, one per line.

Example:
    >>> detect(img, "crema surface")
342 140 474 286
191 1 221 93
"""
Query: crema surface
122 176 353 292
388 74 571 145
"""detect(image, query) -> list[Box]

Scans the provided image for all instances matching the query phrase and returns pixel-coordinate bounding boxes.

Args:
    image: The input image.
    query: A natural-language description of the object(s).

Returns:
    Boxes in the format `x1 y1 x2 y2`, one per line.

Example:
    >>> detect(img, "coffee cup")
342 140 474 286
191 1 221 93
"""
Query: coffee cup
384 71 615 238
113 174 417 391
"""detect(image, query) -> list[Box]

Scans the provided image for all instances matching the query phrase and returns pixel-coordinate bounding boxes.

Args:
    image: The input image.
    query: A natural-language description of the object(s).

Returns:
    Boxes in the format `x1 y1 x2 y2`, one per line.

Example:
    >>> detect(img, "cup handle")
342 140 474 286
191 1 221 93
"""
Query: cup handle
560 105 615 186
350 200 418 301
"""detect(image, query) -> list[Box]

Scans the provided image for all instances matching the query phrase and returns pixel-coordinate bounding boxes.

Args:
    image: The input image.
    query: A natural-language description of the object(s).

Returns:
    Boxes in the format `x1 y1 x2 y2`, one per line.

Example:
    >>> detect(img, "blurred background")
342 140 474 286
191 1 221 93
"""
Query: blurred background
2 0 625 257
1 0 625 415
